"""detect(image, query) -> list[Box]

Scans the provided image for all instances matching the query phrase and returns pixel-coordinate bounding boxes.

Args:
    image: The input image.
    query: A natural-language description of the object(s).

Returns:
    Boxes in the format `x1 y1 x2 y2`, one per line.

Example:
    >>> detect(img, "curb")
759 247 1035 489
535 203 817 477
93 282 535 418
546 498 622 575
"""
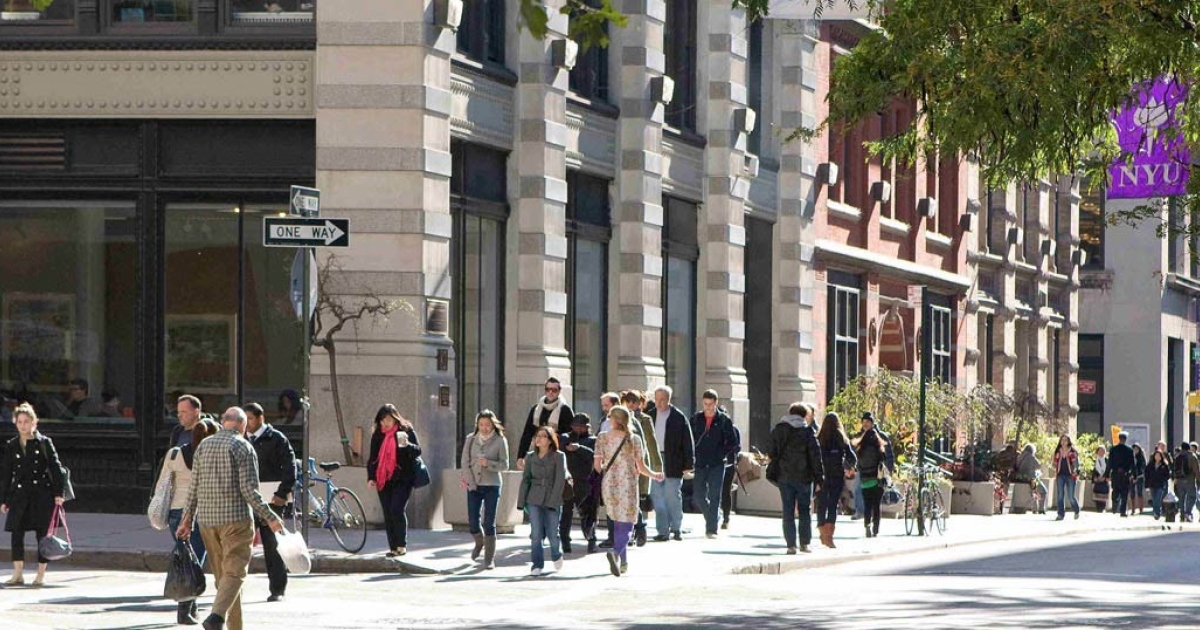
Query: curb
0 548 446 576
726 522 1170 575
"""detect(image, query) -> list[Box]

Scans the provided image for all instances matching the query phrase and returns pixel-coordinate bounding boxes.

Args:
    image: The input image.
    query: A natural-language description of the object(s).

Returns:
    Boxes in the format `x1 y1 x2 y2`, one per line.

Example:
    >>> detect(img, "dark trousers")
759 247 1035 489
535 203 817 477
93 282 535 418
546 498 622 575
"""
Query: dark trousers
1111 476 1130 515
377 483 412 549
10 527 49 564
257 505 288 596
862 484 884 534
779 480 813 548
692 465 725 535
560 495 598 545
721 465 736 522
817 477 845 526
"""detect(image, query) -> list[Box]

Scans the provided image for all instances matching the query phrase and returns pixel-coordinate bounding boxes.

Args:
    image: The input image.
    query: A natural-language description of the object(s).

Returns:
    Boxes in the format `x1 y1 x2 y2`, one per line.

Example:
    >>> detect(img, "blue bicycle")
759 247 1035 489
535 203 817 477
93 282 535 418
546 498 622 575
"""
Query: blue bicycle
292 458 368 554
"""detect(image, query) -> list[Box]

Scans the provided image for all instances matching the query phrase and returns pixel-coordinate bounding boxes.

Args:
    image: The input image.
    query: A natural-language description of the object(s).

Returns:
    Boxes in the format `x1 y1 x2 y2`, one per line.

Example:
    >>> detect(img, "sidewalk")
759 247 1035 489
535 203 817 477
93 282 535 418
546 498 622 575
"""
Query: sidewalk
0 508 1175 578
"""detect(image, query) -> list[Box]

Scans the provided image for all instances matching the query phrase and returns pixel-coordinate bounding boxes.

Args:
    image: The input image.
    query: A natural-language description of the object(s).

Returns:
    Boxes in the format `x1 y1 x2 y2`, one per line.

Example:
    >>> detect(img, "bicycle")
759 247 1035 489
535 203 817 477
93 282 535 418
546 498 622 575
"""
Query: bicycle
900 462 951 535
292 457 368 554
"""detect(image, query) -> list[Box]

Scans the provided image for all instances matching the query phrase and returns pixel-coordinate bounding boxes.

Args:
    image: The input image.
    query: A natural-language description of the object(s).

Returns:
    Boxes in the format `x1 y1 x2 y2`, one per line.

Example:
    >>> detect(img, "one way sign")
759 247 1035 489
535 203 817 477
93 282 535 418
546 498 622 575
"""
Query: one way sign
264 217 350 248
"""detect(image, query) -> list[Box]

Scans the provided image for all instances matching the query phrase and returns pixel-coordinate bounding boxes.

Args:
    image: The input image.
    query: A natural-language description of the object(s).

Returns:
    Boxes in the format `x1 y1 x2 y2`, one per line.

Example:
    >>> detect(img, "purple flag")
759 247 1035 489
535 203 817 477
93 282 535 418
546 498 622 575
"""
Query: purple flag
1108 77 1189 199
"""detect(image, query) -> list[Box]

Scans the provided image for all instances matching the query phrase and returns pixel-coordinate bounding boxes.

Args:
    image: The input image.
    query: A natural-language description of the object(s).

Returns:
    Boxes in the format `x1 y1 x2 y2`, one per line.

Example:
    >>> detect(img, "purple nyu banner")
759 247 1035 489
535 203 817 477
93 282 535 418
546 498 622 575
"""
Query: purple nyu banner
1108 77 1189 199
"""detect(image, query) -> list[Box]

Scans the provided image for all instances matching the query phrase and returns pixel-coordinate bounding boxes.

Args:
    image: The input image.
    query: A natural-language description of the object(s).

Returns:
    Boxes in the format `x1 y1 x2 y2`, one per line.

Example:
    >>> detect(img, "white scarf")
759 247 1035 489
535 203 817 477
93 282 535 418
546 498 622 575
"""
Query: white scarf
535 396 564 431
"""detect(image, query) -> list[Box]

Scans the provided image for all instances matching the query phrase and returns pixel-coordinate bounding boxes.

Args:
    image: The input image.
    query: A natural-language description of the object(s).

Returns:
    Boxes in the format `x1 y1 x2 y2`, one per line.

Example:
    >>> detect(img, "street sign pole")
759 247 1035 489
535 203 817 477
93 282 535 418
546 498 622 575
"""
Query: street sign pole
301 244 312 544
917 286 931 537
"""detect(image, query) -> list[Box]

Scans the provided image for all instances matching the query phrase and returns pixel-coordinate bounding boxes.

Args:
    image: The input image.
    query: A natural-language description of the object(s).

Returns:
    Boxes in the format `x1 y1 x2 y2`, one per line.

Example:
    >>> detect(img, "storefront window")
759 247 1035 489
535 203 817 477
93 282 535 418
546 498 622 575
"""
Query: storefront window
0 0 74 21
0 202 138 425
230 0 315 23
112 0 193 23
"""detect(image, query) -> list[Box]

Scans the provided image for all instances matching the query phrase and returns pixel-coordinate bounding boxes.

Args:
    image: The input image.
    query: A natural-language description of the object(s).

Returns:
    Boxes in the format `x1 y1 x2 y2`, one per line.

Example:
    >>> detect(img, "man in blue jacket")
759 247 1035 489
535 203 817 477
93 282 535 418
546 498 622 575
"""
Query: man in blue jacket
689 390 740 538
650 386 694 541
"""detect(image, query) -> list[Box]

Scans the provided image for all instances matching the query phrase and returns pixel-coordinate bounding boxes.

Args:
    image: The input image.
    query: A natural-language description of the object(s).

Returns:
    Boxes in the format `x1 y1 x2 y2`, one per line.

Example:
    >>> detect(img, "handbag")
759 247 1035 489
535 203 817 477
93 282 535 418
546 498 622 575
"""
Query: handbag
412 456 431 489
164 538 206 602
275 528 312 575
40 440 75 502
38 505 72 561
147 450 177 530
592 433 631 498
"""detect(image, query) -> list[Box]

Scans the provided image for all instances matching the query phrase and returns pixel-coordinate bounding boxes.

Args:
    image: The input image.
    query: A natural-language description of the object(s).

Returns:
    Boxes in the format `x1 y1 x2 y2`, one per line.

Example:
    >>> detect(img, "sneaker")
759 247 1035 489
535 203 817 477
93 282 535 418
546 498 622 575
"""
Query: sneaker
553 557 563 571
531 568 543 577
619 562 628 575
606 552 621 577
652 534 670 542
705 532 717 539
1074 511 1080 520
799 545 811 553
721 520 729 530
786 547 797 555
672 531 682 541
1054 515 1064 521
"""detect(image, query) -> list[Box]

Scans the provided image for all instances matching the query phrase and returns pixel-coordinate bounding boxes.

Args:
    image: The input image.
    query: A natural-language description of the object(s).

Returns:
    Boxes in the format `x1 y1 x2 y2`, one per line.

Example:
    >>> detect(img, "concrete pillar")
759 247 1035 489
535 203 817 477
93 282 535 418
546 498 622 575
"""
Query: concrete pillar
313 0 456 527
1057 176 1081 434
613 0 668 392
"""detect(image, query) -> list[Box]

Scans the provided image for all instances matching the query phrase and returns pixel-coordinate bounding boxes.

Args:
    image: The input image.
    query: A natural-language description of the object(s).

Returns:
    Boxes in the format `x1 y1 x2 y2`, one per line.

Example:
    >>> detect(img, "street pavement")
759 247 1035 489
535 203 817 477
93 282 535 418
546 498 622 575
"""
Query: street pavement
1 527 1196 629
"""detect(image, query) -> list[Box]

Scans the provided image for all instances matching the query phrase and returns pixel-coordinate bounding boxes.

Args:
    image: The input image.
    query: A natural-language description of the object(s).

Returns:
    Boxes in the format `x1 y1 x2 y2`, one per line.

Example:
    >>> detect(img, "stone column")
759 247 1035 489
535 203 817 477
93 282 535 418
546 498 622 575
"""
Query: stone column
504 1 573 429
1057 176 1081 433
774 19 819 414
613 0 669 393
313 0 456 527
699 1 750 423
1030 182 1052 402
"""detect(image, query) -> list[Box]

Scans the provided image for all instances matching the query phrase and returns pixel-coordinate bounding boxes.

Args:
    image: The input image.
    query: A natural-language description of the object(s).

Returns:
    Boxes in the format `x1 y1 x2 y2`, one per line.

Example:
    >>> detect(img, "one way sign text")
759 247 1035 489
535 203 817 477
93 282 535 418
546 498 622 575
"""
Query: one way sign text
264 217 351 248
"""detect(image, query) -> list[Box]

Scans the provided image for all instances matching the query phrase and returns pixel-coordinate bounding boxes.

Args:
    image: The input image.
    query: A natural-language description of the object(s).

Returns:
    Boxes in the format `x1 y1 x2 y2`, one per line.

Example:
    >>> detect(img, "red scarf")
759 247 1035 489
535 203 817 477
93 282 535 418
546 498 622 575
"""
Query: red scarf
376 425 400 487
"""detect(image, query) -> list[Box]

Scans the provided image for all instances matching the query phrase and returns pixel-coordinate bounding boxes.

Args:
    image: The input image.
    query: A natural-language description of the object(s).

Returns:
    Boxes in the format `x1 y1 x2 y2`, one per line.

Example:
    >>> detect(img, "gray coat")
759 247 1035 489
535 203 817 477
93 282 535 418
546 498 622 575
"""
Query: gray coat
517 449 569 509
460 431 509 490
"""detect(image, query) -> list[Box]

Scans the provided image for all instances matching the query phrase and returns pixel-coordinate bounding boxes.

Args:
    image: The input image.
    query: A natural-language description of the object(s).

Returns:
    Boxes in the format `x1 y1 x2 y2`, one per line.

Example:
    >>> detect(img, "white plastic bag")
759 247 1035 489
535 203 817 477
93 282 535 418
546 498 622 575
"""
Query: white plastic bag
275 528 311 575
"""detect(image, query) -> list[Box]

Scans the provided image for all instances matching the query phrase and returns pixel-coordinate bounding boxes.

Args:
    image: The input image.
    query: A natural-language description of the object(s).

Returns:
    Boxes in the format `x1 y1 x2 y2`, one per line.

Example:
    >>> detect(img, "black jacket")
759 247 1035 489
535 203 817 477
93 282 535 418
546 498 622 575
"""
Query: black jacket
655 405 695 478
0 433 65 533
249 424 297 502
767 416 823 485
560 431 596 502
366 426 422 488
517 399 575 459
819 433 856 485
855 429 888 481
1108 443 1135 476
689 410 739 469
1146 459 1172 489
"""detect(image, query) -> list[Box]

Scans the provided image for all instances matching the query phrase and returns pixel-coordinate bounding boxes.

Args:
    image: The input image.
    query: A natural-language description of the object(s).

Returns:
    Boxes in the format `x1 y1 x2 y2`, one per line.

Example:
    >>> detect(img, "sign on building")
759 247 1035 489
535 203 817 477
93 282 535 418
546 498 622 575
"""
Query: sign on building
1108 77 1189 199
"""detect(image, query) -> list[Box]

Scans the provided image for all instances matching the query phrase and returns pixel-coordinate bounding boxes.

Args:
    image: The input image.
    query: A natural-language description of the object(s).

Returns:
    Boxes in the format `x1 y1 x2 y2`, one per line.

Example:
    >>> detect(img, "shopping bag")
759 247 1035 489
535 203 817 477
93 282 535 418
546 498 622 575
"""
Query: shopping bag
147 453 175 530
275 528 312 575
412 457 432 489
38 505 73 561
163 539 206 602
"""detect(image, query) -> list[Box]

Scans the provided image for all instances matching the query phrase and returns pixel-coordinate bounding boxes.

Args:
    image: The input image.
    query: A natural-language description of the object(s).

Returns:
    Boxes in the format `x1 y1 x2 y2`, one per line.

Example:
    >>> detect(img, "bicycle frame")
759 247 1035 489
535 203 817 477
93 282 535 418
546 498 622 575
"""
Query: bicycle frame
296 457 339 531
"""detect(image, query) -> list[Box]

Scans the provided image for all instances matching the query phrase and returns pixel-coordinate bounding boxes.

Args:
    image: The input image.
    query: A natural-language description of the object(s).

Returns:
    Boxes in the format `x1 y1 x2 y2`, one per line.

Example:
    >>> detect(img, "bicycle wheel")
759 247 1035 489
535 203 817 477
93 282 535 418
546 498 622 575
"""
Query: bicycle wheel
931 487 947 534
328 488 368 554
903 485 918 535
919 488 936 535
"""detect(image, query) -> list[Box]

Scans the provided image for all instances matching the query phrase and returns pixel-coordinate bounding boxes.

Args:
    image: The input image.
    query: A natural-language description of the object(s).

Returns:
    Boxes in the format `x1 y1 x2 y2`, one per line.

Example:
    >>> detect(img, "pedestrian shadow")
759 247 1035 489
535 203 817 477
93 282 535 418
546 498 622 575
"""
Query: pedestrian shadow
701 549 781 557
41 594 163 606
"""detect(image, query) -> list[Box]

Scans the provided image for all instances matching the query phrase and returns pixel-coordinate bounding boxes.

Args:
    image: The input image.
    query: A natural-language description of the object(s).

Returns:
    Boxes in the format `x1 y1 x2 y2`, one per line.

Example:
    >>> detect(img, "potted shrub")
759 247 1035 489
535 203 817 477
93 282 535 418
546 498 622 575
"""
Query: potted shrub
2 0 53 20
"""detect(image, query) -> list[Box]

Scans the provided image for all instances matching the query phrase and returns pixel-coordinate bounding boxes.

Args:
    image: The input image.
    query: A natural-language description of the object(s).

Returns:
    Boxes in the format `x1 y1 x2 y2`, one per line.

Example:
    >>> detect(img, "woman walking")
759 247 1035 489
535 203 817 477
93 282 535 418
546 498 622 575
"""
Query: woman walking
594 407 663 577
1052 435 1081 520
1092 445 1109 512
460 410 508 569
156 417 218 624
816 412 855 548
367 404 421 557
0 404 66 588
517 426 569 576
1130 444 1147 515
853 422 888 539
1146 449 1171 519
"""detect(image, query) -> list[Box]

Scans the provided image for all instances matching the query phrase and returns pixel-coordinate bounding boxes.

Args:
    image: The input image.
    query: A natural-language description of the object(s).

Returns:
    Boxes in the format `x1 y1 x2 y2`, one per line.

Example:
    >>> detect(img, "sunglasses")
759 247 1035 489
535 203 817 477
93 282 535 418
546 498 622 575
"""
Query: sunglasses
545 387 561 393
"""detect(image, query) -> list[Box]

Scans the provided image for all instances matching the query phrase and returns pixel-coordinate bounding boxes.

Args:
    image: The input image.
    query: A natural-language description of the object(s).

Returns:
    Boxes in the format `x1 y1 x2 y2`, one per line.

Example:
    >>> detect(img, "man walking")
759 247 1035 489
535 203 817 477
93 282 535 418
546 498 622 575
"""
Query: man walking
688 390 739 538
649 386 694 541
559 415 597 554
244 403 296 602
1107 432 1135 517
1173 442 1200 522
517 377 575 470
178 407 283 630
172 395 203 449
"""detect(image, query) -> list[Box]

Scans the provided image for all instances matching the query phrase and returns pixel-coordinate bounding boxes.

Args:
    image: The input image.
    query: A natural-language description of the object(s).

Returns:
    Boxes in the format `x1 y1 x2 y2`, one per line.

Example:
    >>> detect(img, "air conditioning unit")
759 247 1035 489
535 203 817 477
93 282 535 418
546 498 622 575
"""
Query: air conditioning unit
1071 248 1088 267
651 76 675 104
434 0 463 29
1007 226 1024 246
918 197 938 219
733 108 757 134
817 162 839 187
870 181 892 203
551 39 579 70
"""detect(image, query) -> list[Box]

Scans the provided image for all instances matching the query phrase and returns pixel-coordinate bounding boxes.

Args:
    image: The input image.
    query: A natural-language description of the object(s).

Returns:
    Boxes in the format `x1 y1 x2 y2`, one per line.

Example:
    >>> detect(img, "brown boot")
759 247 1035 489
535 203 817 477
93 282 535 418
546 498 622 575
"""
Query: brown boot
825 523 837 548
818 523 831 548
483 536 496 570
470 533 485 561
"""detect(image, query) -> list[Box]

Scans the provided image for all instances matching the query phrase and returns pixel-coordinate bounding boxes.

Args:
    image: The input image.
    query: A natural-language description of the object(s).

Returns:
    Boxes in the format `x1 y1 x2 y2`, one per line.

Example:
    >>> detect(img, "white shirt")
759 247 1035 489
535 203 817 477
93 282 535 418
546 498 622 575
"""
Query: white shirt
248 424 268 443
655 408 670 451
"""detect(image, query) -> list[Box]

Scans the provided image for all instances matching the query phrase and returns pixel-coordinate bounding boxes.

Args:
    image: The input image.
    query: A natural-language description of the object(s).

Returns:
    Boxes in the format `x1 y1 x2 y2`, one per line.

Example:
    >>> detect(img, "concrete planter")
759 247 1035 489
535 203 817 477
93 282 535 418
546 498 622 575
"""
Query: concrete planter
951 481 996 515
733 476 782 516
440 469 523 534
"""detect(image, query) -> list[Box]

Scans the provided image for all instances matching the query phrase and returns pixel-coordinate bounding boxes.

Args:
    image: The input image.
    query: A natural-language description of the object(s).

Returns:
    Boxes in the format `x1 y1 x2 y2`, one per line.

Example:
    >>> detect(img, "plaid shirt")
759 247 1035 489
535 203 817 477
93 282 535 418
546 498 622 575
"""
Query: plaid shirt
184 429 279 528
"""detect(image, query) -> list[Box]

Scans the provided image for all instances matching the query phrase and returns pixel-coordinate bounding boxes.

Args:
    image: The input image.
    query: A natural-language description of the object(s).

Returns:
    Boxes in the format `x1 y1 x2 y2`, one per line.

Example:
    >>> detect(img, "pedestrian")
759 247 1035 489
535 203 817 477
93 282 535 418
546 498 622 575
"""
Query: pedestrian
1145 449 1171 520
593 407 663 577
517 426 569 577
648 386 694 542
1051 434 1081 520
853 415 888 539
816 412 855 548
0 404 67 588
367 404 421 557
157 417 219 623
1172 441 1200 522
459 409 508 569
1091 446 1109 513
1014 444 1047 514
1130 443 1146 515
1107 432 1135 517
720 421 742 531
768 403 823 554
599 392 650 548
516 377 575 471
244 403 295 603
172 394 204 450
622 389 660 545
176 407 283 630
688 390 739 539
559 414 597 555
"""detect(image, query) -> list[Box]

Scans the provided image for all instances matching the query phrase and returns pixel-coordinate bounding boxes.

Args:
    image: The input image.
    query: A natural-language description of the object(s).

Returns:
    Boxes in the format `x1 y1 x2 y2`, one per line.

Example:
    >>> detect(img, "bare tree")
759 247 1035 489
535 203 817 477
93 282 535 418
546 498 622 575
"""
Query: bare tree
310 254 409 464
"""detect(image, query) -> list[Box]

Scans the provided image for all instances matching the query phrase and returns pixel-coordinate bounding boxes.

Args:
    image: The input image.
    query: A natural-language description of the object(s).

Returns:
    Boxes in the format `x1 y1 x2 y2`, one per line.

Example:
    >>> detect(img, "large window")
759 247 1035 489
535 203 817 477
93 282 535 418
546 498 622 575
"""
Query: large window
663 0 697 131
746 20 765 155
0 202 137 425
930 301 953 384
458 0 505 66
1079 183 1105 269
451 141 508 447
827 271 860 400
568 0 609 102
0 0 314 28
663 196 698 415
566 171 610 424
1 0 75 22
1077 334 1103 436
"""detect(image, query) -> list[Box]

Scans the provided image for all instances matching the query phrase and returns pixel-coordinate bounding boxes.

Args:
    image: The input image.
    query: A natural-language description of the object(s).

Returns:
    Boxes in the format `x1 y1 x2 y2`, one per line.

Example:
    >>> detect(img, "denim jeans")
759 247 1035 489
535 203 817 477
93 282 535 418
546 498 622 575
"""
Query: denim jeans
1150 486 1166 517
691 465 725 535
168 507 206 564
1175 479 1197 519
1054 475 1080 517
778 480 813 548
650 477 684 536
851 475 864 516
817 477 845 526
467 485 500 536
527 504 562 570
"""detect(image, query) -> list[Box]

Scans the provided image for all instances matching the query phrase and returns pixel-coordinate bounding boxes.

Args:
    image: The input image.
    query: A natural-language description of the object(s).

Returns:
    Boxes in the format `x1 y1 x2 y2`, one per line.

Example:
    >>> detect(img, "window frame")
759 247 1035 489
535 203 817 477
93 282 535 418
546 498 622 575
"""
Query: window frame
0 0 317 38
457 0 506 67
565 170 611 422
663 0 697 132
1079 181 1106 270
826 271 861 401
662 195 699 415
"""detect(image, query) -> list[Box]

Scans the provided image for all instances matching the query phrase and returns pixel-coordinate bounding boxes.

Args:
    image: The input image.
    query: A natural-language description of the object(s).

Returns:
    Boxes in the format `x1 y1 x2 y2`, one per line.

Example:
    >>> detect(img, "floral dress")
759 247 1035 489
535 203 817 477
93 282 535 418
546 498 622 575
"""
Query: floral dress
596 431 644 523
